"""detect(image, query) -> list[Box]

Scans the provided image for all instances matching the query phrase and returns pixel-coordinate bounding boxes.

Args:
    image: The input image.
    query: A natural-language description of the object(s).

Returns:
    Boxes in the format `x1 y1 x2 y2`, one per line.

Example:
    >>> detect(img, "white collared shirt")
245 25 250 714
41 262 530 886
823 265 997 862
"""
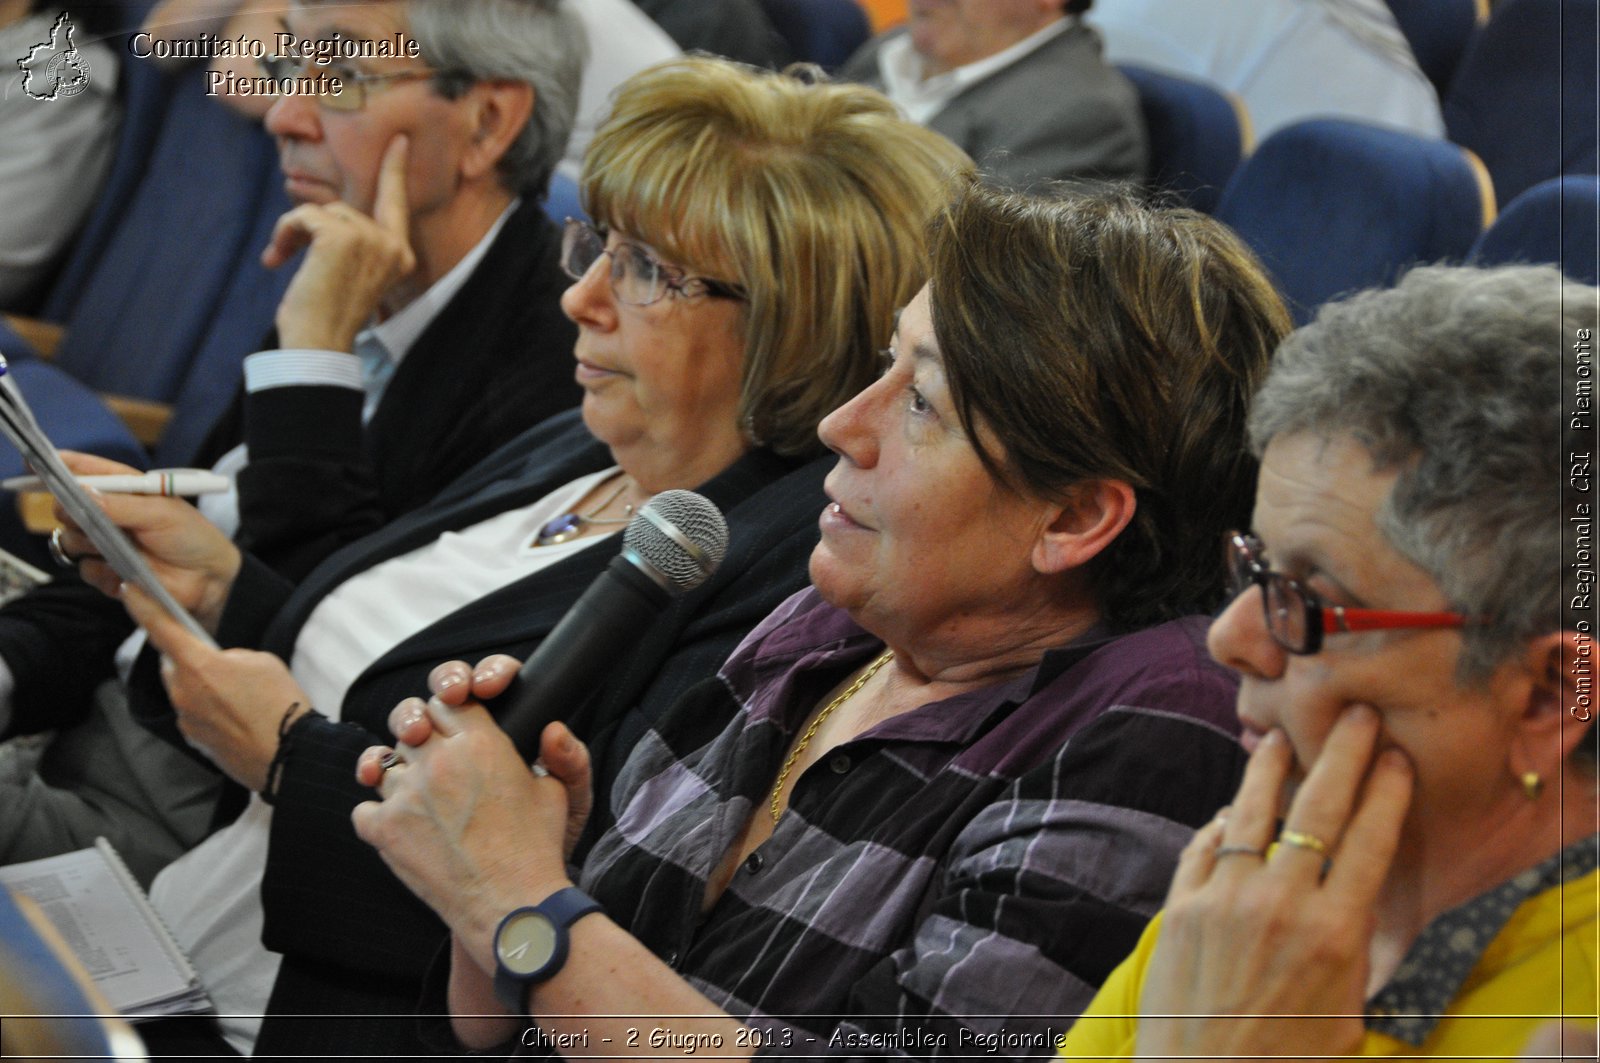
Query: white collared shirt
876 16 1074 126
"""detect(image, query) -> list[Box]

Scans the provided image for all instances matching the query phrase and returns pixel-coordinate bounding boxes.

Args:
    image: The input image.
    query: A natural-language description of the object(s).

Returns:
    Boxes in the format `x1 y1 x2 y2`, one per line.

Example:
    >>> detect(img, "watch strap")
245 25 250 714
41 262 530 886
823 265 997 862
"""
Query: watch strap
537 885 603 929
492 886 603 1014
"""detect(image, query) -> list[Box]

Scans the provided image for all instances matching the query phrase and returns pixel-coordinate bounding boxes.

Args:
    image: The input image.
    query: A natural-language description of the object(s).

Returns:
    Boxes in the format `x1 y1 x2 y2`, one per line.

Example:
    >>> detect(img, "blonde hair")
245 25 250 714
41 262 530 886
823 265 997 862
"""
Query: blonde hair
581 58 973 457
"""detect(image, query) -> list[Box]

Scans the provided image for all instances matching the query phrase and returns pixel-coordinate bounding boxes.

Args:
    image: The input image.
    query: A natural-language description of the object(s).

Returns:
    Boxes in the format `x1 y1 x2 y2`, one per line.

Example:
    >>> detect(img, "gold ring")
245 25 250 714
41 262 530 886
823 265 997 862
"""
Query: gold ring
1278 828 1329 856
1214 844 1265 860
47 527 77 569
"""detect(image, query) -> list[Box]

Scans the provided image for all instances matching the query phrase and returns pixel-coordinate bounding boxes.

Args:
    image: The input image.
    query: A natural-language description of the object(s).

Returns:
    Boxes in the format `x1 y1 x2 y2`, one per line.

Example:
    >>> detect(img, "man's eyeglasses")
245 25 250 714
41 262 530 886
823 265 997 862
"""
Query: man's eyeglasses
560 218 746 307
256 55 467 112
1226 532 1471 655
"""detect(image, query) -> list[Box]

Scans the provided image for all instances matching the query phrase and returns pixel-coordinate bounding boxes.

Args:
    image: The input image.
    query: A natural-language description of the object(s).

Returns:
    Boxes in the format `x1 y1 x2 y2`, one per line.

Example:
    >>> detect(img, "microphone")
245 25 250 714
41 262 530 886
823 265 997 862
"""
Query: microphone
494 490 729 759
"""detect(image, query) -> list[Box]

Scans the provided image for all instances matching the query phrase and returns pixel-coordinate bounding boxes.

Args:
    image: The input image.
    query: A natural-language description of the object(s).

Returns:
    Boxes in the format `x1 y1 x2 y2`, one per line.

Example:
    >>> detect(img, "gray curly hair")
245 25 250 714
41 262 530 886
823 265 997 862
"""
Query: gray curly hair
1248 263 1596 682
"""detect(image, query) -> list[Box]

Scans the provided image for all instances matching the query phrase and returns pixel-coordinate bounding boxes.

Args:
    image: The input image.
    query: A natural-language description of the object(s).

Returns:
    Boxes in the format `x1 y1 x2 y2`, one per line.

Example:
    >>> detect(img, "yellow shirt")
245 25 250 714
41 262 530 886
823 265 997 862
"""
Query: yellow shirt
1061 868 1599 1060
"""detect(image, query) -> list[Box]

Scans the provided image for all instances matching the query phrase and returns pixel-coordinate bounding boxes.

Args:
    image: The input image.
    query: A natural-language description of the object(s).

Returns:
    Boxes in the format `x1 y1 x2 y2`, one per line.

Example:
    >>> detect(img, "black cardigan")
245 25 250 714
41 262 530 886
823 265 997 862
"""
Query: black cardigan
124 411 831 1058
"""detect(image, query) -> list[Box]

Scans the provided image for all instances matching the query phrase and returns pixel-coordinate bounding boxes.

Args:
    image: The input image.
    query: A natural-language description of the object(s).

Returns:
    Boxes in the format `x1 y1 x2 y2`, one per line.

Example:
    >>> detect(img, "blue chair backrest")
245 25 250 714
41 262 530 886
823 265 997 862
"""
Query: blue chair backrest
37 48 175 322
1383 0 1483 98
543 171 587 227
1216 118 1493 323
1444 0 1598 205
1470 174 1600 285
1118 64 1248 214
47 63 280 404
154 178 298 465
759 0 871 69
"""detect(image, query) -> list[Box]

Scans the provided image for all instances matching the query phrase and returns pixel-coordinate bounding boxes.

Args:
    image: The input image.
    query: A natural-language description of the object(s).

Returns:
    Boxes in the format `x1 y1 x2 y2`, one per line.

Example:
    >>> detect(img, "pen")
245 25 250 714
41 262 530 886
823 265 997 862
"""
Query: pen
1 469 233 496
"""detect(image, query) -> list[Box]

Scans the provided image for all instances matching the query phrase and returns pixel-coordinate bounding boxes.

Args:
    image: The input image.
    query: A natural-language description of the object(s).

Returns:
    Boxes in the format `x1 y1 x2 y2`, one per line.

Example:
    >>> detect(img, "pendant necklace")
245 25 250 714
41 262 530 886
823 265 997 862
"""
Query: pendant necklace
533 476 635 547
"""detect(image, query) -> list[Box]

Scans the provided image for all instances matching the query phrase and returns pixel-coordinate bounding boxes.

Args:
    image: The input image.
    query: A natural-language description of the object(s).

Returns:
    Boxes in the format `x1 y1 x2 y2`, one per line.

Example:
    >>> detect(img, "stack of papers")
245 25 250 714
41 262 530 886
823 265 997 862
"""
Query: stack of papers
0 839 211 1019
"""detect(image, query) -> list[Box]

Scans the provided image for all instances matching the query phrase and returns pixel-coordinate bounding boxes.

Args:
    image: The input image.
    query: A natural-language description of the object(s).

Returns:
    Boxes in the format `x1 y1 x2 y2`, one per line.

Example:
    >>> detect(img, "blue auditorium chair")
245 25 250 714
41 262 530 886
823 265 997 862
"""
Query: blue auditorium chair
36 16 174 323
544 171 588 227
1470 174 1600 285
41 63 280 407
0 62 290 562
1215 118 1494 323
1443 0 1598 206
153 179 296 465
759 0 872 70
1118 64 1251 214
1383 0 1486 98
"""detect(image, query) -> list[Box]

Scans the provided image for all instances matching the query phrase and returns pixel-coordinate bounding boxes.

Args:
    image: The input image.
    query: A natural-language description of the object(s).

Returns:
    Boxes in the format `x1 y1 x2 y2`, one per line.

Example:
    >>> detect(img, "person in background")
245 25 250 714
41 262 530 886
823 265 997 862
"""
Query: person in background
61 56 969 1058
840 0 1146 187
1089 0 1443 140
631 0 791 68
1061 264 1596 1059
0 0 121 310
351 180 1291 1057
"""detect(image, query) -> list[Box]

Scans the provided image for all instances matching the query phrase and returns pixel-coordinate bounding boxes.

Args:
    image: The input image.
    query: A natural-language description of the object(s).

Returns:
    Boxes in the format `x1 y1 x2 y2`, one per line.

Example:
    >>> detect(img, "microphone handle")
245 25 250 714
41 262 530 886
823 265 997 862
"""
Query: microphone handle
492 554 672 761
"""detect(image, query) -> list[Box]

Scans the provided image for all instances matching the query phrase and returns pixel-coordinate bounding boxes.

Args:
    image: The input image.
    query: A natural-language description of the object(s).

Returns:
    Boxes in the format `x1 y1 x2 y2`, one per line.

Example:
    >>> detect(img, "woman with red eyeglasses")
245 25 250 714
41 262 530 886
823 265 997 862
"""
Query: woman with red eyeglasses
1061 263 1598 1060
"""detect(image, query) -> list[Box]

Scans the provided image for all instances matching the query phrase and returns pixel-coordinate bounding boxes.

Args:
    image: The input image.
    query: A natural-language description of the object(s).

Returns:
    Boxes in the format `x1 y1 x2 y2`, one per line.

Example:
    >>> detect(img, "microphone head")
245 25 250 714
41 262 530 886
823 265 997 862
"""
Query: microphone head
622 490 728 594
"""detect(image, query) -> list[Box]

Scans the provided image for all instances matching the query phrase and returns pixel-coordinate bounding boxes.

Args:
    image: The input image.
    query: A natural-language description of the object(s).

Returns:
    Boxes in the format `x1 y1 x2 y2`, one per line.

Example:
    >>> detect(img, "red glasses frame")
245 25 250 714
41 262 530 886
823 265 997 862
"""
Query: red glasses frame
1226 532 1470 654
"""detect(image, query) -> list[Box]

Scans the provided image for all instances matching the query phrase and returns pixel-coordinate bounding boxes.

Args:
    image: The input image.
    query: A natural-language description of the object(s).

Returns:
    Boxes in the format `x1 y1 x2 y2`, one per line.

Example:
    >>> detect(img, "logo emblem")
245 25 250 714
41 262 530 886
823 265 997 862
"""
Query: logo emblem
17 12 92 102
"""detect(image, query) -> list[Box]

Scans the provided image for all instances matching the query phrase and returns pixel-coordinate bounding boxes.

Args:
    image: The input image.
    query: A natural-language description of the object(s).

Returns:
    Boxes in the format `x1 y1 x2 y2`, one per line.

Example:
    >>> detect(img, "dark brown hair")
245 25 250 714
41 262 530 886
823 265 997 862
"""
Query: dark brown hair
928 180 1291 630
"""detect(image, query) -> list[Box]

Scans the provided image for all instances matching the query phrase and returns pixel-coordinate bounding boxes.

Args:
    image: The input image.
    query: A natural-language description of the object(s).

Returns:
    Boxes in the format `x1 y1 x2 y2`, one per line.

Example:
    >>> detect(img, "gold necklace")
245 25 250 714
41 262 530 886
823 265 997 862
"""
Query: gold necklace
768 649 894 824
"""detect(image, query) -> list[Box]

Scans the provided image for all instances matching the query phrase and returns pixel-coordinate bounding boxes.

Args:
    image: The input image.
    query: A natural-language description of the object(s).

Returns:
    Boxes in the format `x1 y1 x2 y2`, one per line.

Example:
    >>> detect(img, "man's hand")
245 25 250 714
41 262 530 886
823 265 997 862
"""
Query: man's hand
265 134 417 351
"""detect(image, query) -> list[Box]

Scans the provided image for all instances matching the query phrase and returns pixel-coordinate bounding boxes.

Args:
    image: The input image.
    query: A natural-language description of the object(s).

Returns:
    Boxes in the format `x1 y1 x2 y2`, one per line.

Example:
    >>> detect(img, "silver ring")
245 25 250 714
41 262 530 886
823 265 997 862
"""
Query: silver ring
379 750 403 772
1214 844 1266 860
47 527 77 570
529 761 550 778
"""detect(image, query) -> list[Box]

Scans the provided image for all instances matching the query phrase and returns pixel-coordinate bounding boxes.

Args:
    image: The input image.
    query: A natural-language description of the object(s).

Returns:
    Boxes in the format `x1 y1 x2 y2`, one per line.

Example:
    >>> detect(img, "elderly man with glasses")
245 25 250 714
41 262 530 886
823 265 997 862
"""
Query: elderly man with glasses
221 0 587 564
0 0 586 994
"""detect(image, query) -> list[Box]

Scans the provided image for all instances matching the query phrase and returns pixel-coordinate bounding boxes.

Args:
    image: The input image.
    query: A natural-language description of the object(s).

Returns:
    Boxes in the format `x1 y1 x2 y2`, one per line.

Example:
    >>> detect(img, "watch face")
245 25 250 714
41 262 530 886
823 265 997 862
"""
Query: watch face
498 911 559 976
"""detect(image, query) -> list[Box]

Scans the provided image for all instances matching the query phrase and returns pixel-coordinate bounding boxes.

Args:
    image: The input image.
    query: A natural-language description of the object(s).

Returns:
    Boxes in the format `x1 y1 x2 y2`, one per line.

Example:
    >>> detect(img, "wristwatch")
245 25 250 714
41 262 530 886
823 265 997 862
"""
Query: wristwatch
492 886 603 1013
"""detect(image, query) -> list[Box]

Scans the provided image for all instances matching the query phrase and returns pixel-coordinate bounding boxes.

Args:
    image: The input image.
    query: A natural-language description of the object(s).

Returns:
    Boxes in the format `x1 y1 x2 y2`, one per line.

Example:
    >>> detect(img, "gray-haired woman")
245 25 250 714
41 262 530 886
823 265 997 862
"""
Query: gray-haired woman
1063 263 1598 1059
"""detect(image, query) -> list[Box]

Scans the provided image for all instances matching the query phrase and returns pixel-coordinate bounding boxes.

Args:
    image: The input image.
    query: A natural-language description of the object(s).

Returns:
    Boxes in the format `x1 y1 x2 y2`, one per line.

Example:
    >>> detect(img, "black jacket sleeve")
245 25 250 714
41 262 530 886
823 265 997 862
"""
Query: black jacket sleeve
0 576 132 737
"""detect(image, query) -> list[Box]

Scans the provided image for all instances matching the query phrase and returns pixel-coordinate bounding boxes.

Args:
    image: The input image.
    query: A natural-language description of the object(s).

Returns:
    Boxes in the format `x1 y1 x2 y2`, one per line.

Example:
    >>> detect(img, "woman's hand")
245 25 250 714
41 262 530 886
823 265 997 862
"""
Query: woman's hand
1134 705 1414 1059
351 677 590 964
356 659 752 1059
122 584 309 792
54 452 241 633
360 655 595 862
